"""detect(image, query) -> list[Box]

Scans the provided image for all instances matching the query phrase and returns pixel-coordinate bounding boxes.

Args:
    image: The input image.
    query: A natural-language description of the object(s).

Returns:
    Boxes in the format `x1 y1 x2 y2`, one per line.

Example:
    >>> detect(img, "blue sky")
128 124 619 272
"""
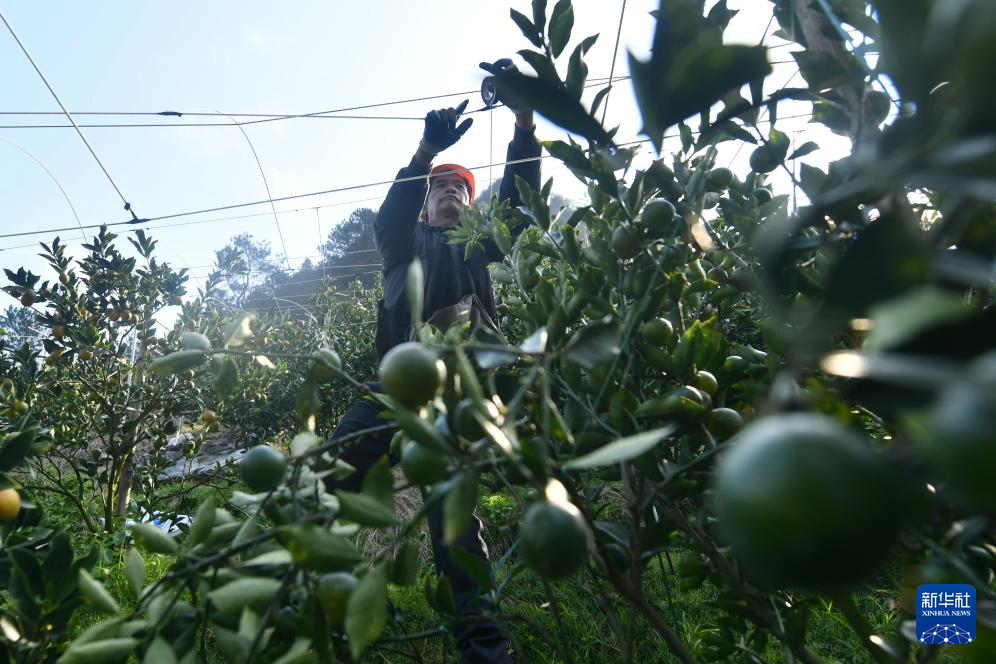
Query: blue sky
1 1 834 299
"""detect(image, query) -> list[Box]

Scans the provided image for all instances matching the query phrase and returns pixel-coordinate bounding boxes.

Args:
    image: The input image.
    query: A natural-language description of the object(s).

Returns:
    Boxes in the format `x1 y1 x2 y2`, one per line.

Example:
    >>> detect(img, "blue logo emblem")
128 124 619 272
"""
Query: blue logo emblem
916 584 976 645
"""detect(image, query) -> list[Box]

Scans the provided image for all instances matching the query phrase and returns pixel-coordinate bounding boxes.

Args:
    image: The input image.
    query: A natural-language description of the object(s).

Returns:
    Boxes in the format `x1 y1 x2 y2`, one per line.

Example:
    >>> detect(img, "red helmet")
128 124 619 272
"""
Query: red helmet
430 163 475 203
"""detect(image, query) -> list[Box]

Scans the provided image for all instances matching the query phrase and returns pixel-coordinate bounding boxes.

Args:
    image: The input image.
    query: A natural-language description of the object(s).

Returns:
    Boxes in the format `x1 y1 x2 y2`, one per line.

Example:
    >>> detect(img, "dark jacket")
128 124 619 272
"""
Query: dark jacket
374 124 542 359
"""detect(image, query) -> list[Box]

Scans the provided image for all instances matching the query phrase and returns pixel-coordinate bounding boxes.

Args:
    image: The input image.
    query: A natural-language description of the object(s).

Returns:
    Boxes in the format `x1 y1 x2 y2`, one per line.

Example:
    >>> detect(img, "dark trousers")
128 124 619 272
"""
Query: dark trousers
325 383 513 664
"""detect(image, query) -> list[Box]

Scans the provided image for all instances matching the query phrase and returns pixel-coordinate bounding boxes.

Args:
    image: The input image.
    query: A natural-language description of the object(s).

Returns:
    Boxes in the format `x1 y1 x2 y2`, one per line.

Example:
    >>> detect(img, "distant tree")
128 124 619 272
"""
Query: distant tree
206 234 280 309
317 207 379 290
0 304 41 351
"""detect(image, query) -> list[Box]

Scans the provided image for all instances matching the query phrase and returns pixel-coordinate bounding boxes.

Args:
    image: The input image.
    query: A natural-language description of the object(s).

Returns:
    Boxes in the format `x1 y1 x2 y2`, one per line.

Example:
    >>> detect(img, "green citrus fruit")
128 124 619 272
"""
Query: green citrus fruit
722 355 748 372
309 348 342 382
20 289 35 307
714 413 898 588
239 445 287 493
707 408 743 439
706 267 728 283
518 501 589 579
639 199 677 238
752 187 773 204
399 440 449 485
316 572 357 625
693 370 718 395
707 167 734 190
378 342 446 408
749 146 779 173
0 488 21 523
612 224 643 260
923 351 996 512
453 398 499 440
641 318 674 347
655 386 706 420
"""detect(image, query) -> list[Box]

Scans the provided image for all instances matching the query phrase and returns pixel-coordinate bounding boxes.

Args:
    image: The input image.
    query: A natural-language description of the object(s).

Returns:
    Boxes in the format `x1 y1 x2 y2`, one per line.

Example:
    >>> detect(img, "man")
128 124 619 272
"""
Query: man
325 67 541 664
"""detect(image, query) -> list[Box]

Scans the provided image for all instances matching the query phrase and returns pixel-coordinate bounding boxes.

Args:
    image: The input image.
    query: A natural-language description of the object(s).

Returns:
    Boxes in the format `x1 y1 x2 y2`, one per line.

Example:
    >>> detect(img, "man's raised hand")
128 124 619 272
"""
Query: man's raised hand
420 99 473 156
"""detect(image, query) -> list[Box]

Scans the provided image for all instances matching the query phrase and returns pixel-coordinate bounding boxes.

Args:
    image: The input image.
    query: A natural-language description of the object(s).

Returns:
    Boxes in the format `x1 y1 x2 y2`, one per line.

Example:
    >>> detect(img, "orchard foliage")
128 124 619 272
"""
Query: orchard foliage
1 0 995 662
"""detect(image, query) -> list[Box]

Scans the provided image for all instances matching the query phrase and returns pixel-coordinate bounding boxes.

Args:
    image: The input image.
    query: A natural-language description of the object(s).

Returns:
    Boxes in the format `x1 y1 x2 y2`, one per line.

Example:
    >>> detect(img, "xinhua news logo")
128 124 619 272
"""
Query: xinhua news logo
916 584 976 645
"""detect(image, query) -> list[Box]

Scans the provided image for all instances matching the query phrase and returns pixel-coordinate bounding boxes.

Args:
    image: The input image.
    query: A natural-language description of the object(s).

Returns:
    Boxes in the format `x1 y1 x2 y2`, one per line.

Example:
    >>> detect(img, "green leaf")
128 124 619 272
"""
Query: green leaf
449 546 492 590
435 575 457 615
494 220 513 255
532 0 548 34
564 319 622 369
295 378 321 431
131 523 179 555
565 425 677 469
679 122 693 153
212 627 249 662
241 549 292 567
362 455 394 510
566 34 597 99
788 141 820 160
392 406 452 455
454 347 485 405
542 139 593 175
125 549 146 598
208 577 282 616
631 41 771 150
179 332 211 351
767 127 791 162
63 638 139 662
43 531 74 583
149 350 206 375
549 0 574 58
798 163 828 199
495 68 613 145
518 49 561 87
865 288 971 352
143 637 177 664
78 570 120 615
444 471 479 545
335 490 396 527
822 212 930 318
510 8 543 48
392 542 419 587
345 563 388 659
213 357 239 398
590 85 612 119
188 495 217 546
0 430 34 472
283 524 362 572
271 639 314 664
222 312 256 349
231 511 261 548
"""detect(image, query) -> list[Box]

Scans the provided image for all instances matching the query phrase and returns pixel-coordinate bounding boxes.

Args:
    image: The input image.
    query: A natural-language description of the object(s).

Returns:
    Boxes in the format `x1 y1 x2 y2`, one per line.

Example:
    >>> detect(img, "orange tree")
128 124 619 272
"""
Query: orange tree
11 0 996 661
2 228 192 532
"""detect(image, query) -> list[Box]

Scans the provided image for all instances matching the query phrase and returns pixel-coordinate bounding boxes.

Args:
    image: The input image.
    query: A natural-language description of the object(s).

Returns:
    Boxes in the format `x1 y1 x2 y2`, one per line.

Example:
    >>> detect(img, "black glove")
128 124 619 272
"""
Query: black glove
420 99 473 156
479 58 526 113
